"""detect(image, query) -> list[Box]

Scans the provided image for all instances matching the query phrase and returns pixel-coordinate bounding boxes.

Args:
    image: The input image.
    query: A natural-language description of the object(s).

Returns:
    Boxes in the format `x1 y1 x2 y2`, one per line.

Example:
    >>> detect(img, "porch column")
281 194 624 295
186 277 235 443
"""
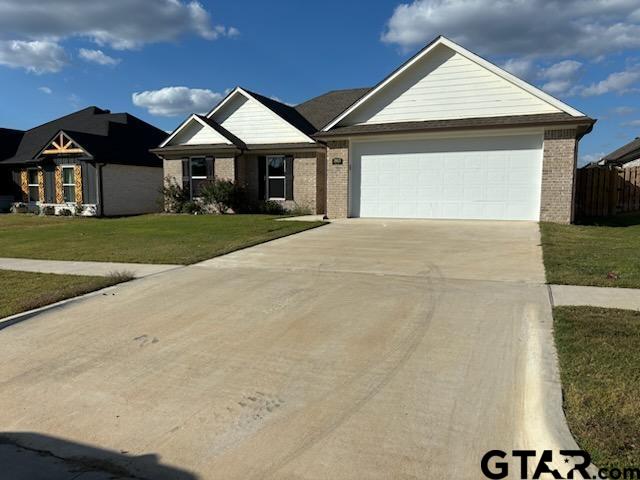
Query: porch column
215 157 235 182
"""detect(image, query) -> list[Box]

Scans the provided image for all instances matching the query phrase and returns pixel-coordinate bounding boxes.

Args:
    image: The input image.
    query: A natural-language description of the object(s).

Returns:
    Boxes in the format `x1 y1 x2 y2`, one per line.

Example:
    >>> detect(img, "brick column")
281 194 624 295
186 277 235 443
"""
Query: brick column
326 140 349 218
37 169 45 202
292 153 318 212
163 159 183 185
540 129 578 224
215 157 235 181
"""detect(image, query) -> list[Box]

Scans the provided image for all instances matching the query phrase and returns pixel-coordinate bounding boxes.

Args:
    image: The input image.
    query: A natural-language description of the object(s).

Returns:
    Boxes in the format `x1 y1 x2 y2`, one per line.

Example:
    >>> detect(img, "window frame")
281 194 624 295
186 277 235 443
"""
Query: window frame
189 157 208 199
266 155 286 201
61 165 76 204
27 168 39 203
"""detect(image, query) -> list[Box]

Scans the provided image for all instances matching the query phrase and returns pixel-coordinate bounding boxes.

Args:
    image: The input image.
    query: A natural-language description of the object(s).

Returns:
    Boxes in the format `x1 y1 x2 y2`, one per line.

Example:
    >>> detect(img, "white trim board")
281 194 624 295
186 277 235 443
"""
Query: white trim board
322 36 585 131
160 114 232 148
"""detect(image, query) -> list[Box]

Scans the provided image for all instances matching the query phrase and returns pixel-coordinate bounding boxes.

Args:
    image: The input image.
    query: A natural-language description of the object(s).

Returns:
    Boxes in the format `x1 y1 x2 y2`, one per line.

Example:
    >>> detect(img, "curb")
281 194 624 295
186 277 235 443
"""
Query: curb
0 266 187 332
523 290 598 477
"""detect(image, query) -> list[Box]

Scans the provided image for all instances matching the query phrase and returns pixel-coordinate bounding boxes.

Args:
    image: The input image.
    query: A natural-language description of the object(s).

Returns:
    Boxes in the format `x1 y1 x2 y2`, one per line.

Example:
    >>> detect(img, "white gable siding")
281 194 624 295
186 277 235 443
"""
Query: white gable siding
339 45 560 127
212 94 312 144
169 119 231 146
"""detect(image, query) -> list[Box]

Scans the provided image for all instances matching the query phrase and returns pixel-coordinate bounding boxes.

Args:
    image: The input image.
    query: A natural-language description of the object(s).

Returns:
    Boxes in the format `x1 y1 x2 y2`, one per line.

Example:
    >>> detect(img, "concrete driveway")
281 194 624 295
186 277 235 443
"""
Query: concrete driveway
0 219 551 479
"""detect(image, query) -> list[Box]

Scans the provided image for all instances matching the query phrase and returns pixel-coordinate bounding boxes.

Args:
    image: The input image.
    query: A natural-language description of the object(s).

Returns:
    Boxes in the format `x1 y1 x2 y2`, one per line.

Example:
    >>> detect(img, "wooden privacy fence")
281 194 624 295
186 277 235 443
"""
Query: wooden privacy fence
575 166 640 217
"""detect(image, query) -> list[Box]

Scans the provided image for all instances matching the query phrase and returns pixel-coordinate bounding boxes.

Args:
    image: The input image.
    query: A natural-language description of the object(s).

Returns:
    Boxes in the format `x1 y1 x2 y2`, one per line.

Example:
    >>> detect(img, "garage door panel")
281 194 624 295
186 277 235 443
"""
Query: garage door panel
352 134 543 221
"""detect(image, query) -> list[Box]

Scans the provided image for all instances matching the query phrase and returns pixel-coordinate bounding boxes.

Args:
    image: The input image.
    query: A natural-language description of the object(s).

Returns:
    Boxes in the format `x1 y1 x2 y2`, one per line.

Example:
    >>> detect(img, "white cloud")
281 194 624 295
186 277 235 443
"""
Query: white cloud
622 119 640 127
79 48 120 66
612 106 636 115
538 60 583 95
132 86 222 117
38 86 52 94
0 0 238 50
540 60 583 80
501 58 535 81
580 67 640 96
381 0 640 59
0 40 68 73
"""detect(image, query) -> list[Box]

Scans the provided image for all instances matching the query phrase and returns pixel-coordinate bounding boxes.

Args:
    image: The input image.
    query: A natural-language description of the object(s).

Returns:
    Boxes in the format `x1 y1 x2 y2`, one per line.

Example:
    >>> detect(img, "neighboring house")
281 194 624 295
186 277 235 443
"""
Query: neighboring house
0 107 167 216
0 128 24 211
153 36 595 223
597 137 640 169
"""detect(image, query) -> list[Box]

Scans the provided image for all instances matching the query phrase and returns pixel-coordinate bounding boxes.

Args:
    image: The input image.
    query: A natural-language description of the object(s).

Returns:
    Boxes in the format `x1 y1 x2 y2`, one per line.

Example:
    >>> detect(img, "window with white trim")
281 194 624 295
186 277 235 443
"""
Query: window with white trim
62 166 76 203
190 157 207 197
27 168 39 203
266 156 286 200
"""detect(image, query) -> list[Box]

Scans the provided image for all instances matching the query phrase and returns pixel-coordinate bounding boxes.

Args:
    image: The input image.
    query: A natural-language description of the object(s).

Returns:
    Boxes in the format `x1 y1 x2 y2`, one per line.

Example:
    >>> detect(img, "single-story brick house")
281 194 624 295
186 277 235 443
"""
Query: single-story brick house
153 36 595 223
0 107 167 216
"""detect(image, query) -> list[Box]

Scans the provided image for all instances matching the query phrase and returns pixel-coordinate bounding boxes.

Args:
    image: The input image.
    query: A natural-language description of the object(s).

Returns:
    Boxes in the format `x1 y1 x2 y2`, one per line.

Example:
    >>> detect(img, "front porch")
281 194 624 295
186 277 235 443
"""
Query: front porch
158 144 327 214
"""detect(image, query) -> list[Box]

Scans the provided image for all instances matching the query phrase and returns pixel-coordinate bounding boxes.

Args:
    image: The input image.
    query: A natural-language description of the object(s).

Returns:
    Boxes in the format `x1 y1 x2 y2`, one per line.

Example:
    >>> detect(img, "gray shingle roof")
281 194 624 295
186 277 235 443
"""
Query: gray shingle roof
294 88 371 131
602 137 640 165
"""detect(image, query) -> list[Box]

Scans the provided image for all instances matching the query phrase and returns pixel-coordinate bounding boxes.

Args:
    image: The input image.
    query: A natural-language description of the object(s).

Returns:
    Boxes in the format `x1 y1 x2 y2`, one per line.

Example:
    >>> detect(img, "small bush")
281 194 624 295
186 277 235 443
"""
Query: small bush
40 205 55 216
259 200 287 215
58 208 73 216
288 204 312 216
74 203 85 216
161 177 189 213
180 200 204 214
200 178 246 214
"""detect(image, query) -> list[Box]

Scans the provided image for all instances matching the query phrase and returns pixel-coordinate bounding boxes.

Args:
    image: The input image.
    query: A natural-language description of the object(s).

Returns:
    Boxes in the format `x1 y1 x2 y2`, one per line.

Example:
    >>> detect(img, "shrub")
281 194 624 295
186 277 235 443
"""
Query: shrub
58 208 73 216
160 177 189 213
180 200 204 214
259 200 287 215
74 203 85 216
200 178 246 214
288 204 312 216
40 205 55 216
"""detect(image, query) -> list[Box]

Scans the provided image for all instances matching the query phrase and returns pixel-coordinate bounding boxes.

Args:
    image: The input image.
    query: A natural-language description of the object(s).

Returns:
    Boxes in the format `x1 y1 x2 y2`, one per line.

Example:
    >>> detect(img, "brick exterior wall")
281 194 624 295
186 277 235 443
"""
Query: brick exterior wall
164 159 183 186
326 141 349 218
19 170 28 202
292 154 318 212
316 150 327 215
215 157 235 181
540 128 578 224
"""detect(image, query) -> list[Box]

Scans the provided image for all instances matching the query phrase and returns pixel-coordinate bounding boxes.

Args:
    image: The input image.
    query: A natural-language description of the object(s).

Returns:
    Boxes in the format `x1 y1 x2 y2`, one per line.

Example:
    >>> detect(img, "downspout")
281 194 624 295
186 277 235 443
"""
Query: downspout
96 163 106 217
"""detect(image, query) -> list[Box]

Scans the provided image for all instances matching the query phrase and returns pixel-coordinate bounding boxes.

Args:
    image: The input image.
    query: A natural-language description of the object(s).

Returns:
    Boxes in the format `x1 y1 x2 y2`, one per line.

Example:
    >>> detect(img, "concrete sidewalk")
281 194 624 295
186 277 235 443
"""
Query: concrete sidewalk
0 257 181 278
550 284 640 310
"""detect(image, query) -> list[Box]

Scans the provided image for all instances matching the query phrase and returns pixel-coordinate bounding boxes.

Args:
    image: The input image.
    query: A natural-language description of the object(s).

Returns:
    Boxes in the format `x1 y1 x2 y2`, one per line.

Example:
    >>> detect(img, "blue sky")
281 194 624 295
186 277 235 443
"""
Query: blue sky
1 0 639 165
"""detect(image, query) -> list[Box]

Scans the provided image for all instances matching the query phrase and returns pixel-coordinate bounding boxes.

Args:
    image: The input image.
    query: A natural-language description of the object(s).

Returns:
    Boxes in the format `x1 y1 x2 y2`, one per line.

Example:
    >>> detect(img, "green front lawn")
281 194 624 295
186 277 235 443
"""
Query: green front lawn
540 216 640 288
0 214 324 264
554 306 640 469
0 270 129 319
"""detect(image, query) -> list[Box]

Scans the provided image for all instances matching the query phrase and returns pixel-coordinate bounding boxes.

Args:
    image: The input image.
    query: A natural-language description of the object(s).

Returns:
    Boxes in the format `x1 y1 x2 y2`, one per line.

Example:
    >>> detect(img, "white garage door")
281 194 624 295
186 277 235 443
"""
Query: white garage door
350 134 543 221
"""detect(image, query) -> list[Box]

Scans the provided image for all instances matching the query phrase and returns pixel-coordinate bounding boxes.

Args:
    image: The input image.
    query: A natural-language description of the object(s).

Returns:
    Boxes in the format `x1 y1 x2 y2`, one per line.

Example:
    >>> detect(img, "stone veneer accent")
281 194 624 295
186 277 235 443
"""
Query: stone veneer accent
215 157 235 181
74 164 83 203
540 128 578 224
326 141 349 218
20 170 28 202
37 169 45 203
54 166 63 203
